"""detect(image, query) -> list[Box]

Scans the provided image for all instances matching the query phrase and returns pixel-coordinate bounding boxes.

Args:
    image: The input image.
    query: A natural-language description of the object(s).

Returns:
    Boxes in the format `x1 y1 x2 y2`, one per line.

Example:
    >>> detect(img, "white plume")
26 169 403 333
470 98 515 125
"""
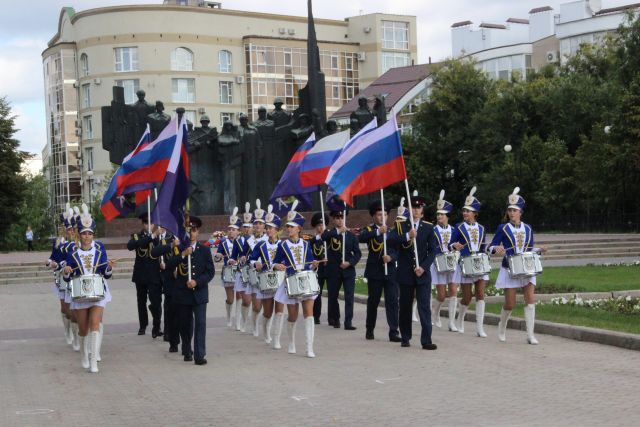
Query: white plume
399 197 405 207
439 190 445 201
412 189 418 197
232 207 238 216
244 202 250 213
291 200 299 212
469 186 477 197
73 206 80 216
256 199 261 209
267 204 273 213
65 202 71 212
512 187 520 195
67 208 74 219
81 203 89 215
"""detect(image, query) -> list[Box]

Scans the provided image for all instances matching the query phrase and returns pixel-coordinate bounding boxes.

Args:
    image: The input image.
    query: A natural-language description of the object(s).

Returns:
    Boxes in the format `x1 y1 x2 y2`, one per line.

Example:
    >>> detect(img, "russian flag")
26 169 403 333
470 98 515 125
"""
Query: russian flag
326 115 407 206
299 129 350 187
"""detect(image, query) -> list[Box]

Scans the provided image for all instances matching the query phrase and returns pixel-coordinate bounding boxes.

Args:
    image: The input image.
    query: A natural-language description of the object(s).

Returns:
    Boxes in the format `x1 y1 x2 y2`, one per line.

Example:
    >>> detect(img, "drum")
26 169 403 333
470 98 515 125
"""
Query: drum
257 270 285 293
239 265 250 283
248 267 259 286
222 265 236 283
286 270 320 299
54 270 63 289
459 253 491 277
71 274 105 302
508 251 543 278
435 252 459 273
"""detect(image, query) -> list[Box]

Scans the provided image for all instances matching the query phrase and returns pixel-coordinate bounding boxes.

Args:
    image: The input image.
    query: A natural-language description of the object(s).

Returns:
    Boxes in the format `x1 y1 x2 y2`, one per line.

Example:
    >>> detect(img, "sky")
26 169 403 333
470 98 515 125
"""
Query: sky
0 0 633 162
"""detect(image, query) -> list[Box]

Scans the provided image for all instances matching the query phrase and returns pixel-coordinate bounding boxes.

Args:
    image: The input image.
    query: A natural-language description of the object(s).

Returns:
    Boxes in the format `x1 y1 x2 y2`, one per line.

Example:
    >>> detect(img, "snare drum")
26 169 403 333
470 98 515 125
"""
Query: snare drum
222 265 236 283
71 274 105 302
239 265 250 283
54 270 63 289
435 252 459 273
257 270 285 293
285 270 320 299
459 253 491 277
508 251 543 278
248 267 259 286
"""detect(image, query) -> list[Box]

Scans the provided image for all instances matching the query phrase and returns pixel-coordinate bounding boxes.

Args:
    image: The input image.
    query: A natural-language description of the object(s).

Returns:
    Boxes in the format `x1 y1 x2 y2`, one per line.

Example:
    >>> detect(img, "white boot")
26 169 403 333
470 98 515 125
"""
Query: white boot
96 323 103 362
253 311 260 338
272 313 284 350
71 323 80 351
498 308 511 342
244 308 253 334
80 336 90 369
90 331 99 373
263 315 272 344
305 317 315 358
225 302 233 328
240 305 249 333
235 301 242 331
412 301 419 322
448 298 458 332
431 299 443 328
475 300 487 338
62 314 72 344
456 304 468 334
287 320 296 354
524 304 539 345
65 317 73 345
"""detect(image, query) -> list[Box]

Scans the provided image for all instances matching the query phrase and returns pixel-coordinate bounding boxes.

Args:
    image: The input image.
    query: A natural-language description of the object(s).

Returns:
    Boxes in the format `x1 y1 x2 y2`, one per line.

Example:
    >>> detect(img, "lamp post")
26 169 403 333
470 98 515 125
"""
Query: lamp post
86 170 94 212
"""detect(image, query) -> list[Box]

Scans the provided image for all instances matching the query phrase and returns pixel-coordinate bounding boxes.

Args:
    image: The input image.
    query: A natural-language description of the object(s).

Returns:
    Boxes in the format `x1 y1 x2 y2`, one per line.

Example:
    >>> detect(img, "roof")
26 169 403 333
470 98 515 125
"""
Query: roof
331 63 437 120
451 20 473 28
479 22 507 29
529 6 553 14
507 18 530 24
595 2 640 15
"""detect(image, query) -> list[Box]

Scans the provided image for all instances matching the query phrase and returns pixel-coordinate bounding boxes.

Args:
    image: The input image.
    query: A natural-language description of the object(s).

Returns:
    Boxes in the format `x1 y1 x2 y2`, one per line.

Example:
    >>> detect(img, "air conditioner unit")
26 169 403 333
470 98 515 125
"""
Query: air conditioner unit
279 27 286 35
236 75 245 84
287 28 295 35
363 26 372 34
75 129 82 137
93 78 101 85
546 51 559 63
72 81 79 89
357 52 366 62
197 107 206 114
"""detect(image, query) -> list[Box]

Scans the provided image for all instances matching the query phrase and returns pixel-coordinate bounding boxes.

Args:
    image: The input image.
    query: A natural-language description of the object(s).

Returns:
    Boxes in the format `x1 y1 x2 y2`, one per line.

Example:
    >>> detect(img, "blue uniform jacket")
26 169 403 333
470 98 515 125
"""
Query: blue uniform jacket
320 228 362 279
449 222 488 257
358 224 399 280
63 242 113 281
489 222 535 268
272 239 314 277
249 239 282 272
393 219 438 286
166 242 214 305
216 237 235 266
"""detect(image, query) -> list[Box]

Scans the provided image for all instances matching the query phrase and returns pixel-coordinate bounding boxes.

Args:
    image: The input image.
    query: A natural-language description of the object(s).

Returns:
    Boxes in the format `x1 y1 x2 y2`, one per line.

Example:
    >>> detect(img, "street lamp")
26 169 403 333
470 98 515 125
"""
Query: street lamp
503 144 513 153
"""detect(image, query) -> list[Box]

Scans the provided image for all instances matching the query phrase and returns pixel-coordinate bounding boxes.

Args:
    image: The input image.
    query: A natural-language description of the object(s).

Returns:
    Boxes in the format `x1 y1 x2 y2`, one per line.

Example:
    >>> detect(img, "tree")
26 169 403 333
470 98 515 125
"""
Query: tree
0 97 29 238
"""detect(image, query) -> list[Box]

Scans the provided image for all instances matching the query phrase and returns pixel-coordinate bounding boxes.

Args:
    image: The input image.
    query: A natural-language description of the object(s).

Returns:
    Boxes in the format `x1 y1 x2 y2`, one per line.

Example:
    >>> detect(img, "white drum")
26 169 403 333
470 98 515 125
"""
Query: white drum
71 274 105 302
435 252 460 273
508 252 543 278
257 270 285 293
54 270 63 289
222 265 236 283
248 267 259 286
239 265 250 283
286 270 320 299
459 253 491 277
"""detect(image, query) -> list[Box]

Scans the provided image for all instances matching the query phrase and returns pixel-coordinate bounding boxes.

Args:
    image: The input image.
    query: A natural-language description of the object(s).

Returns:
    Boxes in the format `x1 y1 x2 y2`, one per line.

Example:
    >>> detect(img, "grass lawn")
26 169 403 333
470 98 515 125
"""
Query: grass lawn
354 265 640 295
480 303 640 335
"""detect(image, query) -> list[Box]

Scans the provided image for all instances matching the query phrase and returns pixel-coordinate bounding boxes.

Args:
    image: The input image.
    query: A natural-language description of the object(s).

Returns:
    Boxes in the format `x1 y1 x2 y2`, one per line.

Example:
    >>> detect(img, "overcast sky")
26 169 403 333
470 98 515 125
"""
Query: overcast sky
0 0 632 158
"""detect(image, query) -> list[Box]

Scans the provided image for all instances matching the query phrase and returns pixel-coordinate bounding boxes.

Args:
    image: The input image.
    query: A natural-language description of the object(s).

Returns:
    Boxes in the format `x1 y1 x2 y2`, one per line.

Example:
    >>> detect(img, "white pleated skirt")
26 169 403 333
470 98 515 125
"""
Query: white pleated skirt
429 264 456 286
233 272 249 293
495 267 537 289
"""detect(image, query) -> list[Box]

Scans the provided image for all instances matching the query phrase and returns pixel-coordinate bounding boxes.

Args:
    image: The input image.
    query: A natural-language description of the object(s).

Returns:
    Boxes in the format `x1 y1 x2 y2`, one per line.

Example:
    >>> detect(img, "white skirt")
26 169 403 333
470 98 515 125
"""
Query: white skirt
274 280 317 305
452 265 489 284
233 272 249 293
64 287 72 304
495 267 537 289
70 282 112 310
221 279 235 288
51 283 66 300
255 287 276 300
429 264 456 286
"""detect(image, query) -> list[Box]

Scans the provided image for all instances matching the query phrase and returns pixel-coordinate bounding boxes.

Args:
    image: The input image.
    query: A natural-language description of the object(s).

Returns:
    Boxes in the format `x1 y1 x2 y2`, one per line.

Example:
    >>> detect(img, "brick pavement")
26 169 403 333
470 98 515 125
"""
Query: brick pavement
1 279 639 427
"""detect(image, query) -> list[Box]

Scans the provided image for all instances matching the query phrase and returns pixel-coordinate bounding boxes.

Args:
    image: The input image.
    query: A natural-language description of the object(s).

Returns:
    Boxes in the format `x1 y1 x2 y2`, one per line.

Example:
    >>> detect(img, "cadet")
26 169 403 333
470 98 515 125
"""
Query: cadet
311 212 329 325
151 227 180 352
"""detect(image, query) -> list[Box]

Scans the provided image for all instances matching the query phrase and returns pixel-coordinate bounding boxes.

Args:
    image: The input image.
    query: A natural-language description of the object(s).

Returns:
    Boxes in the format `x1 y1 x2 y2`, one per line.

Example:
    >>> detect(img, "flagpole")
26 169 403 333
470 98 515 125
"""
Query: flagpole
147 195 152 234
319 190 328 261
186 198 192 283
381 188 388 276
154 188 163 265
342 207 346 264
403 179 420 267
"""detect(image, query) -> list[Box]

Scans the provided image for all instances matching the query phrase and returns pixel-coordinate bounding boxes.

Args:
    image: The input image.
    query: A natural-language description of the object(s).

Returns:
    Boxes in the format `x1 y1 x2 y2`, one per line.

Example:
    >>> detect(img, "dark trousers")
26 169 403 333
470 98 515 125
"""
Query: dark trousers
178 303 207 361
135 281 163 330
135 282 149 329
366 278 399 337
313 275 328 322
27 241 34 251
164 293 180 346
327 273 355 326
399 283 433 345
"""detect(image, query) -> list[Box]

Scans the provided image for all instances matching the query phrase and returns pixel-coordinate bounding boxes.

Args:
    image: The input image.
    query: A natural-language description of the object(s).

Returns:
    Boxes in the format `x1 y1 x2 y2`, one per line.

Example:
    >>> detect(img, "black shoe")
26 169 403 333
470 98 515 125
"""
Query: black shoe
344 325 357 331
365 330 374 340
184 354 193 362
169 345 178 353
333 321 341 329
152 329 164 339
401 341 410 347
314 318 320 325
389 335 402 343
422 343 438 350
138 328 146 335
163 335 170 342
194 358 207 366
328 319 335 326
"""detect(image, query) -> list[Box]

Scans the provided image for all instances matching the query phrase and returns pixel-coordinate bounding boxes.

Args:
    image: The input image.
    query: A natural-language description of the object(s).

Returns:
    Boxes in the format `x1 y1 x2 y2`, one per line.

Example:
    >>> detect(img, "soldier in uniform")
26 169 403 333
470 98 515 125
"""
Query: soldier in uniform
311 213 329 325
394 191 438 350
320 207 362 330
151 227 181 352
166 216 214 365
359 200 401 342
127 214 163 337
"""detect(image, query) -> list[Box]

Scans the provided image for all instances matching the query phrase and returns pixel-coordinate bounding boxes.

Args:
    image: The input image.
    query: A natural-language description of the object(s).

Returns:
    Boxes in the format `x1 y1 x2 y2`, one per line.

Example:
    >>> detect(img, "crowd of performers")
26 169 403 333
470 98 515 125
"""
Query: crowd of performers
47 186 545 372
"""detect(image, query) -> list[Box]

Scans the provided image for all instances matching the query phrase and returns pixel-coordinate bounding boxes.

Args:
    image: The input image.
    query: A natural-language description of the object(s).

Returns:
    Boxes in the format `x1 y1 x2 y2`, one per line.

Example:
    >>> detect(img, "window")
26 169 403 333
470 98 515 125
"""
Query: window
285 81 294 97
256 47 267 66
332 85 340 100
115 79 140 104
84 147 94 171
284 50 292 67
171 47 194 71
382 52 411 73
219 81 233 104
185 110 197 126
220 112 234 126
172 78 195 103
346 57 354 71
331 54 339 69
114 47 139 72
81 83 91 108
82 116 93 139
382 21 409 50
399 122 412 135
80 53 89 77
219 50 232 73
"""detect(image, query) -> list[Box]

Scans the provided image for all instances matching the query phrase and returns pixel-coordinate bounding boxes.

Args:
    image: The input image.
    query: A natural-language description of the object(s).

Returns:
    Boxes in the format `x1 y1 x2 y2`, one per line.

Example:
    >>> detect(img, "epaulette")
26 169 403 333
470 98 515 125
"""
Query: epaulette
422 220 433 225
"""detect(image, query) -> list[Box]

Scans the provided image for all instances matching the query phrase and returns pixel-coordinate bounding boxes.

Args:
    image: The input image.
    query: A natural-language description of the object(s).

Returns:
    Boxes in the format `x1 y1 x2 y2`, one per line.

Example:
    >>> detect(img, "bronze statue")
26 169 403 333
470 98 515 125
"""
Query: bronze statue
326 119 338 135
147 101 171 141
101 86 138 164
350 96 374 136
373 94 387 126
131 90 154 141
239 113 260 202
188 115 220 215
217 121 243 212
268 97 292 129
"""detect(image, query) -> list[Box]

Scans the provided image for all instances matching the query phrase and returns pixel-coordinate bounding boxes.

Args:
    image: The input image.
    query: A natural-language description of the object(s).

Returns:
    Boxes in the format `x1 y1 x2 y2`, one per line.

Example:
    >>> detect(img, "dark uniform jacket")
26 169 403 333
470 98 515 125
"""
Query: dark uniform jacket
127 230 161 284
393 219 438 286
320 228 362 279
150 233 176 292
166 242 214 305
311 237 328 279
358 224 399 281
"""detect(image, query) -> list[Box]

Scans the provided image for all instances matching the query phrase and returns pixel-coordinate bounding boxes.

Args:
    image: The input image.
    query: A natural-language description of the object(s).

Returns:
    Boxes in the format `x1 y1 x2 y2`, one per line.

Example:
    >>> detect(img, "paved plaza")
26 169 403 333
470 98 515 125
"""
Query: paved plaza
1 277 639 427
